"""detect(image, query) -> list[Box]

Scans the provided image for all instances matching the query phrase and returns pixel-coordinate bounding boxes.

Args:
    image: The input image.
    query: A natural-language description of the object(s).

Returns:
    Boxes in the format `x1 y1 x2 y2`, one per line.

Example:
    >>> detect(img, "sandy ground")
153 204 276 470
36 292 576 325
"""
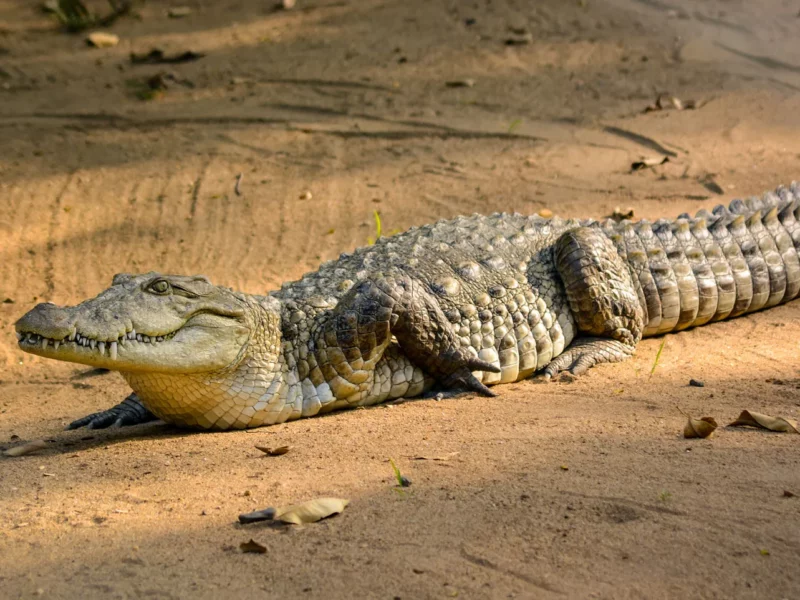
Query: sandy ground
1 0 799 598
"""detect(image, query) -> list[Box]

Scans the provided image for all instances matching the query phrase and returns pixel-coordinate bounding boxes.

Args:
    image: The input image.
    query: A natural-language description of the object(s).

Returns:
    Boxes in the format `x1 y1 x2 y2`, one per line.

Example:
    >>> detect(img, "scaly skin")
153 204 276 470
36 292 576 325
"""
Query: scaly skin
14 182 800 430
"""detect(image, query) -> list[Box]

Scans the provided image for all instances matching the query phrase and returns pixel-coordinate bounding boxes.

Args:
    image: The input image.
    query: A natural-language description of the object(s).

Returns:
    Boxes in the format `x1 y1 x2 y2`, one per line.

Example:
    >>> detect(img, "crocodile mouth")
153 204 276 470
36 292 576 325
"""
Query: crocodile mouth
16 328 178 361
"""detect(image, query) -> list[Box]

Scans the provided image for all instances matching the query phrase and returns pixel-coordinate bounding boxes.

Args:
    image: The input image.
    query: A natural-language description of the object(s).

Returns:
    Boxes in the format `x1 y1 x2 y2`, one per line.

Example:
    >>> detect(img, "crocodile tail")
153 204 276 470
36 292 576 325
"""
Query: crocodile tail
600 182 800 337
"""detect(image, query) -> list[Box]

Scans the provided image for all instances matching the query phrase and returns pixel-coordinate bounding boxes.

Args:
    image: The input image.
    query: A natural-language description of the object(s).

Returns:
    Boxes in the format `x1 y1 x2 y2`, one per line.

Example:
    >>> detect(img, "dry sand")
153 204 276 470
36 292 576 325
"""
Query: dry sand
1 0 799 598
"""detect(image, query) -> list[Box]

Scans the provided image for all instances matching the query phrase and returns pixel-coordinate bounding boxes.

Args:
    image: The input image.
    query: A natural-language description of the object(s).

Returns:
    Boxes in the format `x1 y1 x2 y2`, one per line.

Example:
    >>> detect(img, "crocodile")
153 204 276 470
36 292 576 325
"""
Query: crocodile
14 182 800 431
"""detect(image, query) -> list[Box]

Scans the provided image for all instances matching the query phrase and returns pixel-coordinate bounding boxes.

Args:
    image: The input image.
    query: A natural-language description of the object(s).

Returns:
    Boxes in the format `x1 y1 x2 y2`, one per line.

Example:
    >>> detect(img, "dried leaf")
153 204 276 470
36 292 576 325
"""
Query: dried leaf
86 32 119 48
631 156 669 171
167 6 192 18
445 79 475 88
683 416 718 439
644 93 697 113
130 49 205 65
728 410 799 433
3 440 48 457
505 32 533 45
537 208 553 219
607 206 634 222
255 445 290 456
238 508 277 524
239 539 267 554
409 452 459 462
274 497 349 525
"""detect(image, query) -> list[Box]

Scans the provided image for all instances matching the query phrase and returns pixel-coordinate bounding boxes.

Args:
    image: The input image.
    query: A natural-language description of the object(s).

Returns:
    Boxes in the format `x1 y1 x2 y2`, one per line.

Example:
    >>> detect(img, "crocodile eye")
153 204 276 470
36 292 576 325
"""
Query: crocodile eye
148 280 171 294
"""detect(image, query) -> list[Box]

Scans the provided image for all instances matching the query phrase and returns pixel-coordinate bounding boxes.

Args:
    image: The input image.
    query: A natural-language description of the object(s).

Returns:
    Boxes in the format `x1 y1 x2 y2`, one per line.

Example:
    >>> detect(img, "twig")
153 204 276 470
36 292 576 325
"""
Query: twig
234 173 243 196
649 337 667 377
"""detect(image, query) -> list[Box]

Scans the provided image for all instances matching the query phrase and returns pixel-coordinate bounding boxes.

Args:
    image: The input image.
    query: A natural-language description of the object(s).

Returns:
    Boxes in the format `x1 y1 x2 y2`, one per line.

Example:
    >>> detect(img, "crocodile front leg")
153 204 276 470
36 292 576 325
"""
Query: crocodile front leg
67 393 158 430
313 273 500 399
546 226 645 378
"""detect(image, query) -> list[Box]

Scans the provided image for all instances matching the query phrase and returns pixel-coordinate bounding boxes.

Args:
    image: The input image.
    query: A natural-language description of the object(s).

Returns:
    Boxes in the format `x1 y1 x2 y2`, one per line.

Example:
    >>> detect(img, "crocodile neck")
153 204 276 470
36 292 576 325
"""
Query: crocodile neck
122 296 296 429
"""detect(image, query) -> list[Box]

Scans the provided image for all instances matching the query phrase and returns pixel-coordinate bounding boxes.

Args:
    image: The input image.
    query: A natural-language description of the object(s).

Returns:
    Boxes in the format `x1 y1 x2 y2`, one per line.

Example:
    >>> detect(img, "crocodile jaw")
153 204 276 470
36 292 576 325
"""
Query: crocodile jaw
16 314 251 374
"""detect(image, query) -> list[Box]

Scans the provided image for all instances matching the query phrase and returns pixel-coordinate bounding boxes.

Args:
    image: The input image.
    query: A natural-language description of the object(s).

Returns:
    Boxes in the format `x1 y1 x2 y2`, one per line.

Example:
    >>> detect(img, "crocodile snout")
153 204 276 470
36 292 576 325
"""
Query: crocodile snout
15 302 76 341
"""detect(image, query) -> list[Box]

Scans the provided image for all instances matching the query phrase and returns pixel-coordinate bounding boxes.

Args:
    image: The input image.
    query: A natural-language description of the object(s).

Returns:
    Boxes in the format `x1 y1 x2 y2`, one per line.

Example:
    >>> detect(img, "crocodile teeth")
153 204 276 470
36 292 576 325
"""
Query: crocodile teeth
53 340 60 350
69 329 77 342
98 341 106 355
136 334 143 342
41 338 48 349
127 331 135 340
157 336 164 342
109 341 118 360
16 333 23 342
90 339 97 350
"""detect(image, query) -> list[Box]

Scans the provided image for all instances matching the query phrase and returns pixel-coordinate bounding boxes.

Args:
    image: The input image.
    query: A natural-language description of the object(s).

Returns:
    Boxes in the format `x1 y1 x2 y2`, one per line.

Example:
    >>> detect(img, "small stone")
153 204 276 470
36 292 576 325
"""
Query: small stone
281 0 296 9
299 190 313 201
783 490 796 498
86 32 119 48
689 379 704 387
537 208 553 219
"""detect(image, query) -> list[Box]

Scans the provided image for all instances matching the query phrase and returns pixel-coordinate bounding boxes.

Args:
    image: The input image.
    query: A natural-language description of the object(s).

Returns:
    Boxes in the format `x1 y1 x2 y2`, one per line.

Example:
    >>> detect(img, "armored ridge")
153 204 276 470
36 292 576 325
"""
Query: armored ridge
14 182 800 431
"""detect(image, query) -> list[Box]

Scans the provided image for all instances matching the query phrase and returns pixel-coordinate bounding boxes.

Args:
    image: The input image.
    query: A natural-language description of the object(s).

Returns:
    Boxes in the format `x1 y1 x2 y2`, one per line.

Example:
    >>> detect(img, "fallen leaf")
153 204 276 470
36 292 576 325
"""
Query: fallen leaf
677 406 717 439
238 508 277 524
274 497 349 525
631 156 669 171
240 539 267 554
409 452 459 461
644 93 697 113
86 32 119 48
445 79 475 88
130 49 205 65
255 445 290 456
684 416 718 439
3 440 48 457
167 6 192 18
607 206 634 222
728 410 799 433
537 208 553 219
505 32 533 45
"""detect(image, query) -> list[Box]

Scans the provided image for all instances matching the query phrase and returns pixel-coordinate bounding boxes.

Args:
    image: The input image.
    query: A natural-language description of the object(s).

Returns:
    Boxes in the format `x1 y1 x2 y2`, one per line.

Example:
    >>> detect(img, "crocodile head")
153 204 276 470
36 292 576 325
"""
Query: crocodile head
14 272 255 374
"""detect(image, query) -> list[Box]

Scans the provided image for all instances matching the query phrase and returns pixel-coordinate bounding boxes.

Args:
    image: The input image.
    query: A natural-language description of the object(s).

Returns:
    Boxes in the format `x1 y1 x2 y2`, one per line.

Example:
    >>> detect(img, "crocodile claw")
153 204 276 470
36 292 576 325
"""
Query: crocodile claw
67 394 157 430
440 355 499 397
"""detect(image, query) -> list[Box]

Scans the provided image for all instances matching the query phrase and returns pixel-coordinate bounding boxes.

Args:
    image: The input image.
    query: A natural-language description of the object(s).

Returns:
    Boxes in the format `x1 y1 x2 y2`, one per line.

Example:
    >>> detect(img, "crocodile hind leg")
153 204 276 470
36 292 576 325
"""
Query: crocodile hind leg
313 273 501 400
67 393 158 429
545 227 645 378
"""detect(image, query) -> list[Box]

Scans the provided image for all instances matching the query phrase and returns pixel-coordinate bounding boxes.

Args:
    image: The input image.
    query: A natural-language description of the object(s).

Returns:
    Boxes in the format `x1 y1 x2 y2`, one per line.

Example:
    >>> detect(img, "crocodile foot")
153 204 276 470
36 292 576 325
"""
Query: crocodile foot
67 393 158 430
543 337 635 379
